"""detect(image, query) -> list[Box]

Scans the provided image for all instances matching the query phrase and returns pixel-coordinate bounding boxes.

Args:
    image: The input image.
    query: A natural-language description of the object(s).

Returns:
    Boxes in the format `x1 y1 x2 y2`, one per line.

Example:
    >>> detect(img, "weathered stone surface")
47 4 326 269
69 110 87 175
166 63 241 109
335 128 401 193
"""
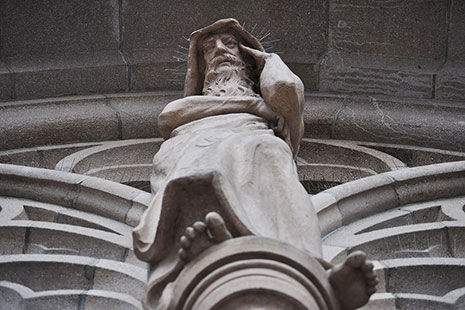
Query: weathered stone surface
448 0 465 62
0 96 119 150
25 222 129 260
6 51 128 100
82 291 142 310
385 258 465 296
0 226 26 255
0 143 101 169
444 222 465 258
59 140 158 174
436 62 465 101
385 162 465 206
286 62 319 91
93 260 146 301
0 281 29 310
0 62 13 101
351 224 452 260
312 192 342 235
0 255 94 291
0 0 119 57
24 293 81 310
127 49 184 92
394 294 450 310
328 0 447 61
319 65 433 98
299 139 404 174
332 95 465 152
329 174 398 225
303 93 345 139
122 0 327 60
108 92 180 139
360 293 396 310
126 192 151 228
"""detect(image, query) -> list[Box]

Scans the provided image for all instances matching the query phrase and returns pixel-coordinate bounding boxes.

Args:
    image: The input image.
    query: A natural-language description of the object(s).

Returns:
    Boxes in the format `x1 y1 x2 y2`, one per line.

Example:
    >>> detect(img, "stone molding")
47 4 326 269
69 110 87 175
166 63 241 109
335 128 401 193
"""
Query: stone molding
1 91 464 152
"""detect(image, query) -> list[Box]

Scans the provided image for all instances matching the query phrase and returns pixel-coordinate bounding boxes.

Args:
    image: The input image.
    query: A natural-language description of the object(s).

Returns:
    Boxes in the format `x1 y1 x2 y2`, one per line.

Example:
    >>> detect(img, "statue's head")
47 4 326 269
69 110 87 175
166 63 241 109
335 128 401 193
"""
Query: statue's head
184 18 265 97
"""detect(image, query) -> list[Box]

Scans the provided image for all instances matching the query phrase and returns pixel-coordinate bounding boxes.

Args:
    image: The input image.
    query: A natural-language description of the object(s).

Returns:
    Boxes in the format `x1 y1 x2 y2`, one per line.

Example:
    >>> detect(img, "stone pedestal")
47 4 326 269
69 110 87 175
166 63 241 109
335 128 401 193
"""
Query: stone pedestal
162 237 339 310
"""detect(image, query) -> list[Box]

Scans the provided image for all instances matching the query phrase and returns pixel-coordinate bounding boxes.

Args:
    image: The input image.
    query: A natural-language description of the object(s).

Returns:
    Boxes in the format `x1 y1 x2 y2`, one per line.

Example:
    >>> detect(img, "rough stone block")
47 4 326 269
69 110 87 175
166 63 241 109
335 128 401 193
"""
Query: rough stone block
0 0 119 57
0 149 43 168
332 95 465 152
0 255 94 291
327 174 398 225
0 226 25 255
313 192 342 236
93 260 146 301
128 49 184 92
436 62 465 101
0 63 13 101
352 225 451 260
0 281 27 310
328 0 447 61
83 291 141 310
286 63 318 91
69 140 159 175
445 223 465 258
395 296 449 310
319 65 433 98
108 92 181 139
76 177 139 222
26 222 128 260
0 168 82 211
24 294 81 310
385 258 465 296
302 93 346 140
126 191 152 227
448 0 465 62
122 0 327 61
7 51 128 100
42 144 101 170
360 293 396 310
0 95 120 150
385 164 465 206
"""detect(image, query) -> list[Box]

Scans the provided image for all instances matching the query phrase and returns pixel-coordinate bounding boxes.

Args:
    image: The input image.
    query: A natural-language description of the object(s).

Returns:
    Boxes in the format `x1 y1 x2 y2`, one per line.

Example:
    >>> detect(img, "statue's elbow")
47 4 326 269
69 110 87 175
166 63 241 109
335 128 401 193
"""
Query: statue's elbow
157 112 173 140
275 79 304 98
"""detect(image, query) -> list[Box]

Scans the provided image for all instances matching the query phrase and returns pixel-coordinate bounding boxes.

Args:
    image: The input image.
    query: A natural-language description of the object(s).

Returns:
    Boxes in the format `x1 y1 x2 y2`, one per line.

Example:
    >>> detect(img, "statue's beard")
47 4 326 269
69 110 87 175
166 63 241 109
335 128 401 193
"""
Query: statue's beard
202 54 259 97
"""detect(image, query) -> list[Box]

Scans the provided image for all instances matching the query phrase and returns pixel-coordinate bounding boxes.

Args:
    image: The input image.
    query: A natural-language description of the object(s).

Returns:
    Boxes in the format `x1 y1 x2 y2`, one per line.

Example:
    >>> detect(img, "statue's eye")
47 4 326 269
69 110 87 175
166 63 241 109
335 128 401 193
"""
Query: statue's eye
204 43 215 53
223 38 237 48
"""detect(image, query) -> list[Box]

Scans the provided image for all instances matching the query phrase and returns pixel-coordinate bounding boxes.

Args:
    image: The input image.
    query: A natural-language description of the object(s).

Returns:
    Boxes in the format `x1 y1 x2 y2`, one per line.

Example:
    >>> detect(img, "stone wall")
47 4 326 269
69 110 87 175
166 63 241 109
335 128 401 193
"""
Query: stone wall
1 0 464 102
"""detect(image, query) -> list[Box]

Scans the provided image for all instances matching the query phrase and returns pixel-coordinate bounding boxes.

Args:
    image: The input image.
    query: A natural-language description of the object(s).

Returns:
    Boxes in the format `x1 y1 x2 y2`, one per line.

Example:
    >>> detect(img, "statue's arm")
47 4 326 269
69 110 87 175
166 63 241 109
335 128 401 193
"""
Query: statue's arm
158 95 278 139
260 54 304 156
240 44 304 156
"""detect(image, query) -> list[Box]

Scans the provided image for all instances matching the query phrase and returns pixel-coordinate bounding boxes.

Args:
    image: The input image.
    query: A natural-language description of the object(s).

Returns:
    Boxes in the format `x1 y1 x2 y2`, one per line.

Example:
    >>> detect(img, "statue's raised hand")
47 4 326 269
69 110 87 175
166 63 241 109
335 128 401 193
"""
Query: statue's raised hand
239 43 271 71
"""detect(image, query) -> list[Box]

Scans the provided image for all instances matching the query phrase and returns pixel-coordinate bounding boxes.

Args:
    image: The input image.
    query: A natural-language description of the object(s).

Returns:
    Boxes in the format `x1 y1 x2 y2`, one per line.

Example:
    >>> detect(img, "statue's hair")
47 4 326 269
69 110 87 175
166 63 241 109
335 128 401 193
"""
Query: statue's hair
184 18 265 97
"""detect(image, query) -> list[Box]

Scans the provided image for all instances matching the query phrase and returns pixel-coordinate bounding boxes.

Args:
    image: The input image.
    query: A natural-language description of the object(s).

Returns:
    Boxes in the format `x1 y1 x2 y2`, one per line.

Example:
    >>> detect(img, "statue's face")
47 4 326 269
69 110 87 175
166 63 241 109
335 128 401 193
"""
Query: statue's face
201 33 242 70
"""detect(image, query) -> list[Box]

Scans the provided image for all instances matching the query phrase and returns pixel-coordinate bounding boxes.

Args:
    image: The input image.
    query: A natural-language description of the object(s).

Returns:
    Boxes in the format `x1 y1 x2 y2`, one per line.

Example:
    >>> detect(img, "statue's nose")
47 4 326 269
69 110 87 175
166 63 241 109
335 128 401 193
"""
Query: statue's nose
214 40 228 56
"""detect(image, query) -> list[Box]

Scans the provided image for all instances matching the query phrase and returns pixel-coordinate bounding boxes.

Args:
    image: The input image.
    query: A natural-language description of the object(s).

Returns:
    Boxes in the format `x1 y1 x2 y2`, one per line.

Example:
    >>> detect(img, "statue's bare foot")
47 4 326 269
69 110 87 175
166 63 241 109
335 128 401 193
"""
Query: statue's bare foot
178 212 232 262
329 251 378 310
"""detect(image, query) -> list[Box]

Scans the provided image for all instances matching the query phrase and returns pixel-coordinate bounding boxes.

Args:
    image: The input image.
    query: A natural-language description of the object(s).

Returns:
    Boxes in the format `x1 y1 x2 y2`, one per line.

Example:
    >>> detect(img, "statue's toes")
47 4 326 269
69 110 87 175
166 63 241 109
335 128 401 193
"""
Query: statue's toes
205 212 232 243
345 251 367 268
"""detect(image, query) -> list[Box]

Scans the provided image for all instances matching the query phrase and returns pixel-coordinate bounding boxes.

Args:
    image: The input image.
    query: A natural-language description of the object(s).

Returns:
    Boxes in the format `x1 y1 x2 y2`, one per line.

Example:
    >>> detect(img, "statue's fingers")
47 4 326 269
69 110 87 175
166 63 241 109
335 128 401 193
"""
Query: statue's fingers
239 43 263 58
239 43 266 69
276 115 285 133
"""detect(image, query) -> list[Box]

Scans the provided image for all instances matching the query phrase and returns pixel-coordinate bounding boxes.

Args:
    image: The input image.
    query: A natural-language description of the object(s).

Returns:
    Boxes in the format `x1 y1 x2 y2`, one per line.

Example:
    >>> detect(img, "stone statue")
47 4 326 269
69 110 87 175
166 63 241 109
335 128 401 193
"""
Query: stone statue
133 18 377 310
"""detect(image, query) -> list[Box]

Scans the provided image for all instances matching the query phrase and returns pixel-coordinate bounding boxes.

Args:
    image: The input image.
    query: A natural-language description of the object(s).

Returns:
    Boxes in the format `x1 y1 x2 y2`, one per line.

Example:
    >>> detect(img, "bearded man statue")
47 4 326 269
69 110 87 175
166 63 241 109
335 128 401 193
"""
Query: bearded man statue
133 19 376 310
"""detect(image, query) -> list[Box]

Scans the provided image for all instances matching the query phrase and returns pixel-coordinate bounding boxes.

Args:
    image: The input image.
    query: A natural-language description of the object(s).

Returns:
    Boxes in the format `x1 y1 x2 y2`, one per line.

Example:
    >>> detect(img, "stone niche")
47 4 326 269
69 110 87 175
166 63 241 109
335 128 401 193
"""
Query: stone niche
0 1 465 310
